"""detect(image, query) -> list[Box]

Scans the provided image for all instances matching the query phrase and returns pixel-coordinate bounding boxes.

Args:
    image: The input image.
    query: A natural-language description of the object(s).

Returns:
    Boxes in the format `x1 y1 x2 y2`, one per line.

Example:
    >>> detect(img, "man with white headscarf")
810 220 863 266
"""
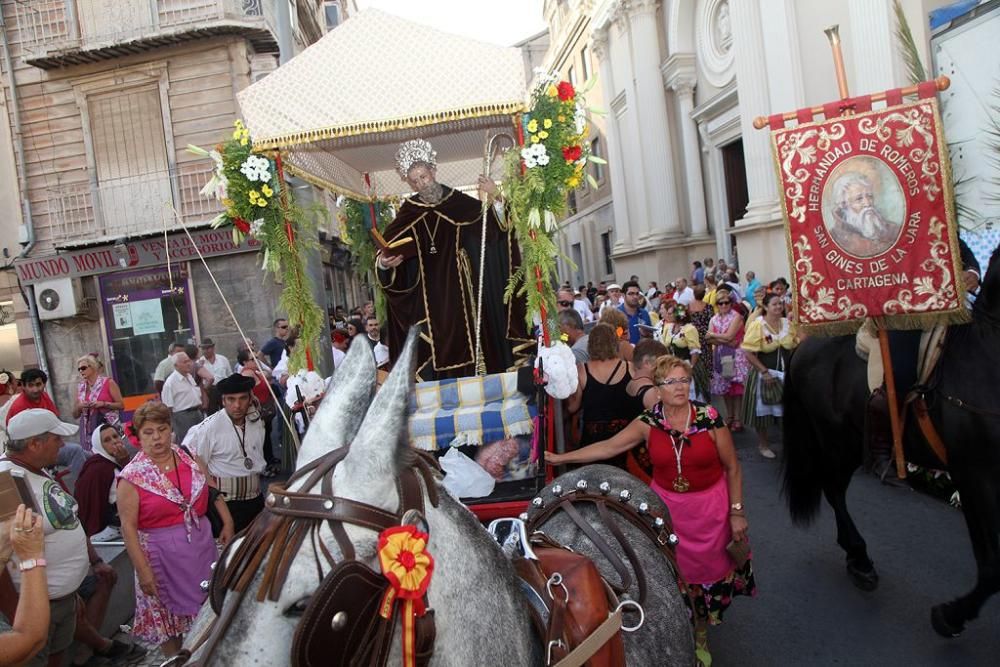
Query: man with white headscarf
375 139 530 380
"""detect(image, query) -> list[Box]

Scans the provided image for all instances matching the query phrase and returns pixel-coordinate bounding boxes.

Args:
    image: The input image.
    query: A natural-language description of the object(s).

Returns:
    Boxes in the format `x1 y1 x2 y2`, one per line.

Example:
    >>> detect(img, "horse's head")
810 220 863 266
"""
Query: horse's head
184 330 429 665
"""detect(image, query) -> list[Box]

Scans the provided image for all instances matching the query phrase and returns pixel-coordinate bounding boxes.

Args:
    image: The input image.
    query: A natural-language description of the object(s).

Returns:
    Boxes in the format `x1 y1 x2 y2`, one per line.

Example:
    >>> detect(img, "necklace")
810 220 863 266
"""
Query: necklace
232 421 254 470
422 215 441 255
668 405 693 493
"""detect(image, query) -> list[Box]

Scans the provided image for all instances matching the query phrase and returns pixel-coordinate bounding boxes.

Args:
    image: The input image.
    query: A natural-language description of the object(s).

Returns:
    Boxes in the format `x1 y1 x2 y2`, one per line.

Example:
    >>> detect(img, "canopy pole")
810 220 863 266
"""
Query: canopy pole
274 150 315 372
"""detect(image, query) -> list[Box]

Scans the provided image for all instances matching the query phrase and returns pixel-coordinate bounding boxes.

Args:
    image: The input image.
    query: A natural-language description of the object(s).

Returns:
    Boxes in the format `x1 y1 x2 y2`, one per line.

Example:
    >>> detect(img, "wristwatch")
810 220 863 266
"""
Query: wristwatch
18 558 47 572
730 502 744 512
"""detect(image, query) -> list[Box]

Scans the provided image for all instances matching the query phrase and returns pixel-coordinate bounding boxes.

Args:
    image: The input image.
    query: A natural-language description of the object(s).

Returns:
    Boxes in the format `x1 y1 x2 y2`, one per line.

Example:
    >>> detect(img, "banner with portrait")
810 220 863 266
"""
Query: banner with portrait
771 97 969 334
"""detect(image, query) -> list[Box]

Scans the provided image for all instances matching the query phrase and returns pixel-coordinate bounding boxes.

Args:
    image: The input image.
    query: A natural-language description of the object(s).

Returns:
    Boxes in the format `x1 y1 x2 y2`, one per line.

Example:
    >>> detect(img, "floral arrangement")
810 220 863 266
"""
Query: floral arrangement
188 120 325 372
336 196 396 321
503 74 605 339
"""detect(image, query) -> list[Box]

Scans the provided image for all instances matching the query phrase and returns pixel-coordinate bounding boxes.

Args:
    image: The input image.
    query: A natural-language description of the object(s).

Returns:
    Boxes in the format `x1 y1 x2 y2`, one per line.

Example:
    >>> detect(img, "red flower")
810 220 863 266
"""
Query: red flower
233 217 250 233
557 81 575 101
562 145 582 162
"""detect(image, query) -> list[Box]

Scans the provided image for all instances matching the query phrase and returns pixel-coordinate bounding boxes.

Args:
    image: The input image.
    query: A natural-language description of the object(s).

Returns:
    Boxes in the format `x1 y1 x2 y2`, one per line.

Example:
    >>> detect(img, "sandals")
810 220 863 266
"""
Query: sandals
758 445 776 459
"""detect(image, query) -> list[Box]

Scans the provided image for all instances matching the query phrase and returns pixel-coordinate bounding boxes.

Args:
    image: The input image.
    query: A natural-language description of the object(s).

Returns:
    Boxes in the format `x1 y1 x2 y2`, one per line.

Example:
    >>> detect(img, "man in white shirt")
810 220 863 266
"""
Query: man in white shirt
0 410 124 667
599 284 624 313
153 342 182 396
184 374 266 533
160 352 204 443
331 329 349 370
672 278 695 306
199 338 232 415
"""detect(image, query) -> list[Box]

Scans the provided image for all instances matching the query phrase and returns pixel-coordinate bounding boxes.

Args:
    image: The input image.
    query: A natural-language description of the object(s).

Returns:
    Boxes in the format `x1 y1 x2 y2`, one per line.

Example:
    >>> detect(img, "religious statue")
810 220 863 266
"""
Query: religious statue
375 139 530 380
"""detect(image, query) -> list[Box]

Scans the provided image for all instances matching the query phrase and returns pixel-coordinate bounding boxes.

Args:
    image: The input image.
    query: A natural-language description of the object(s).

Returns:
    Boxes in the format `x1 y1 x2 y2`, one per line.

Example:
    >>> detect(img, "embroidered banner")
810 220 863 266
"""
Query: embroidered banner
772 97 969 334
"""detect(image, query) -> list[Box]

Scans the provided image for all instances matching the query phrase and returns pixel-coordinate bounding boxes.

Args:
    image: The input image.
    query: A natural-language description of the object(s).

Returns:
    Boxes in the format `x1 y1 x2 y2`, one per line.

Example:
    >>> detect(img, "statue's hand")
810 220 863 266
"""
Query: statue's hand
477 175 499 199
379 253 404 269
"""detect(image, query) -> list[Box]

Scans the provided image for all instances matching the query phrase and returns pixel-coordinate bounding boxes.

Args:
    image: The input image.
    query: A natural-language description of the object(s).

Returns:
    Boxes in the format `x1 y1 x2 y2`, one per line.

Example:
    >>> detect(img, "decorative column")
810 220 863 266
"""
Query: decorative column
591 25 634 252
729 0 782 223
626 0 682 239
848 0 898 93
664 53 709 237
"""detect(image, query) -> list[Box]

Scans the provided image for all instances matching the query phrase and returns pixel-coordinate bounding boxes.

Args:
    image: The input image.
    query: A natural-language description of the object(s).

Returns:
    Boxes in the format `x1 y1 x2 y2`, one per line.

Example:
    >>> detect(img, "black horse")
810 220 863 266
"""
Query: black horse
782 244 1000 637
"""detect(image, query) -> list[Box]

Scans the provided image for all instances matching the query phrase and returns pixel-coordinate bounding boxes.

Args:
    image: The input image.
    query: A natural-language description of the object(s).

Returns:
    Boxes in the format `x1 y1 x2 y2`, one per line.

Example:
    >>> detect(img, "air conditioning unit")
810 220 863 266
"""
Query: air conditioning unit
34 278 84 320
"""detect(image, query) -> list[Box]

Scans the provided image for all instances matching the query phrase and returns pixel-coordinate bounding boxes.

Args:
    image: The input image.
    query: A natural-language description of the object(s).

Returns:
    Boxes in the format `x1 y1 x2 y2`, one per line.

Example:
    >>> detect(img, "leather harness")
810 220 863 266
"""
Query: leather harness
166 447 441 667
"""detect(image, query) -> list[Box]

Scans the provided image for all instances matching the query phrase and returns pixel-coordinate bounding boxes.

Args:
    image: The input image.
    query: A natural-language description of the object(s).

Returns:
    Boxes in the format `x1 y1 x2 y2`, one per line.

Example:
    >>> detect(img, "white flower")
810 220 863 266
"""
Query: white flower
543 210 557 232
0 372 9 385
249 218 265 237
520 146 539 168
527 208 541 229
239 155 271 182
536 151 550 166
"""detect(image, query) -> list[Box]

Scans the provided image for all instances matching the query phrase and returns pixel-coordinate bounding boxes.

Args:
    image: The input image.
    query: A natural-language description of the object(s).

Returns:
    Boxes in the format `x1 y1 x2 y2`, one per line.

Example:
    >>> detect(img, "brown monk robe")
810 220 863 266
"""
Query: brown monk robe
376 183 530 381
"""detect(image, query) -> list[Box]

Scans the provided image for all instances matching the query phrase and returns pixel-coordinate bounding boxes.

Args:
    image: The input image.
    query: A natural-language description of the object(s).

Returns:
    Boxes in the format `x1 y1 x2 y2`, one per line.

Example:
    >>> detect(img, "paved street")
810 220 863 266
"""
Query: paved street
712 430 999 666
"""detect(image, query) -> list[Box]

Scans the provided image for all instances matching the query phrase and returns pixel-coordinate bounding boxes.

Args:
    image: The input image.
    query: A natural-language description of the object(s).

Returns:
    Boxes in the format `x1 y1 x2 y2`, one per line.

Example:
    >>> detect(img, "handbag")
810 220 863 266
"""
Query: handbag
205 486 224 538
726 538 751 569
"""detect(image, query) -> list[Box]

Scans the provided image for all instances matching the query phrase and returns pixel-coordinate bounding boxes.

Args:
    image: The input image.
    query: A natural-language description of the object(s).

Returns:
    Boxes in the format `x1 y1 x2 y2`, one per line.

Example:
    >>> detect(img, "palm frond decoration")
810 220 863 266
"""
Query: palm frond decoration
892 0 929 85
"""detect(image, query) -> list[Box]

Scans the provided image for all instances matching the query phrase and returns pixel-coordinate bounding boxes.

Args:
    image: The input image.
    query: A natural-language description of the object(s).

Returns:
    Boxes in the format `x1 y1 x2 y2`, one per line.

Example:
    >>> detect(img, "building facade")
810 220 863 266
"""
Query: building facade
587 0 951 284
0 0 364 413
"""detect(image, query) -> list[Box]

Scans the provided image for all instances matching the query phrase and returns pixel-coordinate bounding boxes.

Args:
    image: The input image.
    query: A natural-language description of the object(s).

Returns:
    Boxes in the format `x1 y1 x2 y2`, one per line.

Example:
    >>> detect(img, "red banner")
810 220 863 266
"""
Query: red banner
772 98 968 333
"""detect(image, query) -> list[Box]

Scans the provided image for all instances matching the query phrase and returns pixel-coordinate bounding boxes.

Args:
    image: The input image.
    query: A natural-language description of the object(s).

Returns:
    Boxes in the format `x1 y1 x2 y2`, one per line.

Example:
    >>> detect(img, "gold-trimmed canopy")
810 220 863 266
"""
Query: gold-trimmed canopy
238 9 527 198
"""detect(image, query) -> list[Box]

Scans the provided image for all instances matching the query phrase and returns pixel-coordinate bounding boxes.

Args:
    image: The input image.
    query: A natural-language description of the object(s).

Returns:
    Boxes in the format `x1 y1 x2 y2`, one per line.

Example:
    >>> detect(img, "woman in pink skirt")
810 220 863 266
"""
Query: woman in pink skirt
705 286 750 432
547 355 755 666
118 401 234 657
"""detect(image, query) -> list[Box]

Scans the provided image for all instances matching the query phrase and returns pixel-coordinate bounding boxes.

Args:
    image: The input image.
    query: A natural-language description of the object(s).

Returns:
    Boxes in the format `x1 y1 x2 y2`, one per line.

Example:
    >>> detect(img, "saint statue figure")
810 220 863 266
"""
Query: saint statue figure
828 172 901 258
376 139 529 380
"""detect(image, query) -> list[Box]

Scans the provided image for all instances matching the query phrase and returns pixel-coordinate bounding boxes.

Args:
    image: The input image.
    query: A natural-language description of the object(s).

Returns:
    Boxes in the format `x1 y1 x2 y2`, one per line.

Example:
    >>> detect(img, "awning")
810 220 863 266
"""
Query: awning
238 9 527 199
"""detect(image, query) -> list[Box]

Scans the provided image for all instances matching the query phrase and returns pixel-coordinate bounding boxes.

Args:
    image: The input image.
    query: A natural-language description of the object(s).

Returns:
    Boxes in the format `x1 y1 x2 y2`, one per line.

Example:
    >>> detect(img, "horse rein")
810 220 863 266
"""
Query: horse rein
164 446 441 667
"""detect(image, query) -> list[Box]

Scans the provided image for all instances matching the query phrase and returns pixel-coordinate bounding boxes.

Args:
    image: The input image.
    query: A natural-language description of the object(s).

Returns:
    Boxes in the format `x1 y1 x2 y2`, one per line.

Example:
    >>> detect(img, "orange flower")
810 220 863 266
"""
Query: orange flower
378 525 434 601
616 326 625 339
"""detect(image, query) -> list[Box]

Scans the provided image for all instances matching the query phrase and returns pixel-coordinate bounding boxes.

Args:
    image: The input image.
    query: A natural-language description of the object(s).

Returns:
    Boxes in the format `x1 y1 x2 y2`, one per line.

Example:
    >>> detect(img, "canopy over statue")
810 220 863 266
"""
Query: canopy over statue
237 8 528 199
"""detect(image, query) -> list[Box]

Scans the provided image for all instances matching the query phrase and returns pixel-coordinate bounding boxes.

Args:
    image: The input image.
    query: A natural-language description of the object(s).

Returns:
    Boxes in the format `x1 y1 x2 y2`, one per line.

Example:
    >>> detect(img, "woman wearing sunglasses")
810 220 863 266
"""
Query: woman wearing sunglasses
704 286 749 432
72 354 123 452
548 354 755 665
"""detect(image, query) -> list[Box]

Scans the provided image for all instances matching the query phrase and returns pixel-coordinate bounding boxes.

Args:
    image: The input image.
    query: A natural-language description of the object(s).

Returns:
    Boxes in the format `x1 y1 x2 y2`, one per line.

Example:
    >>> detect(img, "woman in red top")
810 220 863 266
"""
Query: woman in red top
548 355 755 665
117 401 234 657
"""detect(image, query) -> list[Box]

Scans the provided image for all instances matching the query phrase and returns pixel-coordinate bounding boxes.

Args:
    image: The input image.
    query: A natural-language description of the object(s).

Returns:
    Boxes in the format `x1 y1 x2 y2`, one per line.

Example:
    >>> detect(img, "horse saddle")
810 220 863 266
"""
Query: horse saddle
492 520 626 667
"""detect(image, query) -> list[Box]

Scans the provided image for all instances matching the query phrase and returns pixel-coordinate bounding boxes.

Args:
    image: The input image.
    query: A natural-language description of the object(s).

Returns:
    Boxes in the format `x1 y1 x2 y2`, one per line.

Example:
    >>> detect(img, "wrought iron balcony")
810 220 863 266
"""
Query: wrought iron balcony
47 164 223 248
13 0 278 69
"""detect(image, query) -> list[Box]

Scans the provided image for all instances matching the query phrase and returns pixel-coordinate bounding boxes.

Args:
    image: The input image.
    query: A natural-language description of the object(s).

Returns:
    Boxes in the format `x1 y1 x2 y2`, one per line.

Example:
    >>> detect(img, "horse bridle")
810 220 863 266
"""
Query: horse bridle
164 446 441 667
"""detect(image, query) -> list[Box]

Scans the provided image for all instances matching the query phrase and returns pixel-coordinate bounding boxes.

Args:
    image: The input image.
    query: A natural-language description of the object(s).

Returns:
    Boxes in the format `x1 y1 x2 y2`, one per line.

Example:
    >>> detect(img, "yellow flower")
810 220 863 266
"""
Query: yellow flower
547 84 558 97
239 137 248 146
378 526 434 600
558 115 565 122
530 135 540 144
234 119 244 128
543 118 553 129
256 198 267 207
222 198 234 208
261 184 273 197
567 176 580 188
538 131 549 140
526 119 539 133
232 129 242 140
249 190 259 201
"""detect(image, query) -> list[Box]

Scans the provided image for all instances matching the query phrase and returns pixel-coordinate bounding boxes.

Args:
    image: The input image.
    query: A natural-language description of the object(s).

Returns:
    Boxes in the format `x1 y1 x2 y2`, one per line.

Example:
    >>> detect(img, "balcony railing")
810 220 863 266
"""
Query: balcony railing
48 164 223 247
14 0 277 68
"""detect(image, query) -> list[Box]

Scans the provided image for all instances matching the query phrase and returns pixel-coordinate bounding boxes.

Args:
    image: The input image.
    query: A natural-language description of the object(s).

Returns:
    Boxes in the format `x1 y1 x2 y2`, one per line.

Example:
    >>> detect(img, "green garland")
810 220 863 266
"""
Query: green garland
502 75 605 341
337 197 395 322
188 120 325 373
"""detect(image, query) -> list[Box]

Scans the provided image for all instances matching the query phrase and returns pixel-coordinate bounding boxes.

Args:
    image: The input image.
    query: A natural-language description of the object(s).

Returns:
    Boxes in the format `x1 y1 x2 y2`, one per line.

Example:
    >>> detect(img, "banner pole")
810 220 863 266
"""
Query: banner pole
824 25 906 480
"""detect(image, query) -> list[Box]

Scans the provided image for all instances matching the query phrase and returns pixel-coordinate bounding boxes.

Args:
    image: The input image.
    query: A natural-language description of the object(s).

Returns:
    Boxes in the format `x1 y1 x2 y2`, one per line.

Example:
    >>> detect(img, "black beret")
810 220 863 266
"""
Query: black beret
216 373 256 395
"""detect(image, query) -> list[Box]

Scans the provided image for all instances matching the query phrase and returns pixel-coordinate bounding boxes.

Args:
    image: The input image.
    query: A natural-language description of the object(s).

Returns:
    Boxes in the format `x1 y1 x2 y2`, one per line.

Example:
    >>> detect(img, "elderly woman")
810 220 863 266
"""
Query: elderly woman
565 323 643 471
118 402 234 657
705 286 749 432
740 293 798 459
743 285 769 324
75 424 132 537
548 355 755 665
72 354 123 451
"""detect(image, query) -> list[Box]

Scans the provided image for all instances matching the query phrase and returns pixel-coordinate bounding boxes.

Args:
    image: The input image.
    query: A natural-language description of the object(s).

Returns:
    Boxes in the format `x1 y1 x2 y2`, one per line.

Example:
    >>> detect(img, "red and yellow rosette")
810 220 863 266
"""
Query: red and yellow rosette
378 525 434 667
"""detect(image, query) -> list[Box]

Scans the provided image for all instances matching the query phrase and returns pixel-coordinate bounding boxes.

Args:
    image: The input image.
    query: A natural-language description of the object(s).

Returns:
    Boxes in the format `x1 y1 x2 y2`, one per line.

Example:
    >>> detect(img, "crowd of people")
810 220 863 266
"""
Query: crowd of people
552 257 800 663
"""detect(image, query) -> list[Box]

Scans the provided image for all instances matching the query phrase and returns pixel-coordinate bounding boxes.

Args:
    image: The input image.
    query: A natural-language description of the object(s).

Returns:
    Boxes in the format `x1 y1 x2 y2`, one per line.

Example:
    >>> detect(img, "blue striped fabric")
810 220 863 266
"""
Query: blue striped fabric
407 372 536 450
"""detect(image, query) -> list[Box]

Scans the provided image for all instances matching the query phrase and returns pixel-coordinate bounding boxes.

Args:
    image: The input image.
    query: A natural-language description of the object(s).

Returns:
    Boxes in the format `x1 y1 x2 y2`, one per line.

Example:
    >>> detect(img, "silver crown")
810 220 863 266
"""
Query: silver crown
395 139 437 177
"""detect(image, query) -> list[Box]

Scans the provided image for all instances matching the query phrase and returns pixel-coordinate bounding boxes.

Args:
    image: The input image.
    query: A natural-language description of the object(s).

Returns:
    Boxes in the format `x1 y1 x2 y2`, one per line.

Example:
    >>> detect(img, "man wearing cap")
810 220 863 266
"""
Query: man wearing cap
331 328 349 370
198 338 232 415
183 374 265 532
160 352 205 444
0 410 142 667
375 138 529 380
599 284 624 314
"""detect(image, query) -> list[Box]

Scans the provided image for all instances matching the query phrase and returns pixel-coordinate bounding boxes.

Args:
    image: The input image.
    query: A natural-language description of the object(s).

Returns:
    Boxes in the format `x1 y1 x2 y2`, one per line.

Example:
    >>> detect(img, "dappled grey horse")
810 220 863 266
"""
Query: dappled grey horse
175 331 693 665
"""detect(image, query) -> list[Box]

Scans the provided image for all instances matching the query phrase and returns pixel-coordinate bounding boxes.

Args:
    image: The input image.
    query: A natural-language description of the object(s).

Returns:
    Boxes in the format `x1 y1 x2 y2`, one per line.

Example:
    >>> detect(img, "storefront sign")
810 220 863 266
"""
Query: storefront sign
772 97 968 333
128 298 166 335
13 228 261 285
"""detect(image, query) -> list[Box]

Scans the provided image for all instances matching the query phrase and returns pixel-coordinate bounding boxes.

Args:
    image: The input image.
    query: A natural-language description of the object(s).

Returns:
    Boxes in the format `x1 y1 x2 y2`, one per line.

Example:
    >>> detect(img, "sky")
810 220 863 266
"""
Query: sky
353 0 548 46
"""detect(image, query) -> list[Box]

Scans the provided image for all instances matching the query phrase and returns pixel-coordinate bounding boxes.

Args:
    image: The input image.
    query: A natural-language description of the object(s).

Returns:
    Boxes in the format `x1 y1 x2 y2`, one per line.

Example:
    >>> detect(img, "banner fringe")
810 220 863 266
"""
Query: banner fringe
801 307 971 338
